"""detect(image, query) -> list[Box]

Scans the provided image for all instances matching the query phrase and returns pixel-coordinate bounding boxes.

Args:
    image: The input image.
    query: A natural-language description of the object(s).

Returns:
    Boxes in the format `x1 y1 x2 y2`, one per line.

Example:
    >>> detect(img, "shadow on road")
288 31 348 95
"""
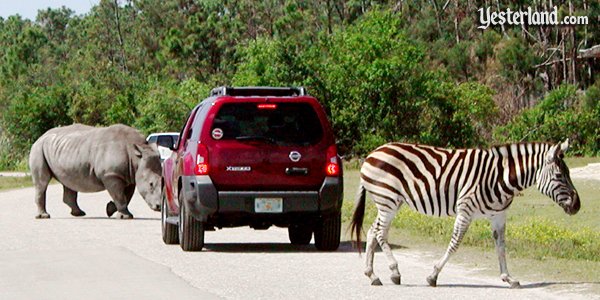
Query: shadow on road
203 241 406 253
52 216 160 221
204 243 316 253
427 281 600 289
521 281 600 289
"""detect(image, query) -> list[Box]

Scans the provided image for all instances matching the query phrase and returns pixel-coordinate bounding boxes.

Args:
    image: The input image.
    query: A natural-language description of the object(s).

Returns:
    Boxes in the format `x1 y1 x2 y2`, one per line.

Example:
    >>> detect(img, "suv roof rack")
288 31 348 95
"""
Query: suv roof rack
210 86 307 97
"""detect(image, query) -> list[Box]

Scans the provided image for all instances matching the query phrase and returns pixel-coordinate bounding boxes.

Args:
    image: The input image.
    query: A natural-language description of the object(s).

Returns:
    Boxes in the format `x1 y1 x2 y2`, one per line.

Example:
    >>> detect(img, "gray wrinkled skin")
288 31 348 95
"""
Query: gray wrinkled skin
29 124 162 219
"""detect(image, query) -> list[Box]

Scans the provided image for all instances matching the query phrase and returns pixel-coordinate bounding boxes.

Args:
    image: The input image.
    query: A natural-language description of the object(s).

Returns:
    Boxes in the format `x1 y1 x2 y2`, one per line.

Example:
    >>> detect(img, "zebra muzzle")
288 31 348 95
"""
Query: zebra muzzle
561 191 580 215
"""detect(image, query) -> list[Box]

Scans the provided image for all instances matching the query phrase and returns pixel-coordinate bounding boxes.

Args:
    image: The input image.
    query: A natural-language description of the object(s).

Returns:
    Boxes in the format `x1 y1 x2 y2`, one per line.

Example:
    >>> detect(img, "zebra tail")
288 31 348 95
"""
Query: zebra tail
350 182 366 254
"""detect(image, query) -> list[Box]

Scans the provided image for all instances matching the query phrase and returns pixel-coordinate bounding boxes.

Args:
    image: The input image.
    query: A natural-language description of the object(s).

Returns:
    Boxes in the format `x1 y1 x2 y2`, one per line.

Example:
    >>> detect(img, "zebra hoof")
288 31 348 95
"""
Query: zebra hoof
391 274 401 285
371 278 383 286
510 281 521 289
35 213 51 219
426 275 437 287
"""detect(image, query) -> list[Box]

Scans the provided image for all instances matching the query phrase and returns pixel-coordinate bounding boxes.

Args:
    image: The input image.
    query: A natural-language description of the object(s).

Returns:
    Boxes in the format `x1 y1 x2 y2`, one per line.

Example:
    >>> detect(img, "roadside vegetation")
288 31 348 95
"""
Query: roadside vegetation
0 176 32 191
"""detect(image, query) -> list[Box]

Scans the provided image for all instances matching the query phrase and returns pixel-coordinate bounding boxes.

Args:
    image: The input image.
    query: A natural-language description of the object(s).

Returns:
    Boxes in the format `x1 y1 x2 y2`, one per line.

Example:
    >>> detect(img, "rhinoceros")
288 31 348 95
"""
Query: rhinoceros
29 124 162 219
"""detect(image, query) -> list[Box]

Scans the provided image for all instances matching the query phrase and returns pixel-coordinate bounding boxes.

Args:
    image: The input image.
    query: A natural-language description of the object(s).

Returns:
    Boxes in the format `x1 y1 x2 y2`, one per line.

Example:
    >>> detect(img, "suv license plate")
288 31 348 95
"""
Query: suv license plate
255 198 283 213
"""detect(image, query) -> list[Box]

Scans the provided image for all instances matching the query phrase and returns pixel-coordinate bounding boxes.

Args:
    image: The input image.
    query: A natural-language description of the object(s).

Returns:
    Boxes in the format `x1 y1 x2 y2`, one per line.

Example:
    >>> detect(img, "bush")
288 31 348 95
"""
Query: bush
135 78 209 135
494 84 599 155
2 85 72 154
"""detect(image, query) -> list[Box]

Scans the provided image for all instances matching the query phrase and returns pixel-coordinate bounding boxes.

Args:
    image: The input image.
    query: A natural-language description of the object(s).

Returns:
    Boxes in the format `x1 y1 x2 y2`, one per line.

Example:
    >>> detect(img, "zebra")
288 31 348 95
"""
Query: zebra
350 140 580 288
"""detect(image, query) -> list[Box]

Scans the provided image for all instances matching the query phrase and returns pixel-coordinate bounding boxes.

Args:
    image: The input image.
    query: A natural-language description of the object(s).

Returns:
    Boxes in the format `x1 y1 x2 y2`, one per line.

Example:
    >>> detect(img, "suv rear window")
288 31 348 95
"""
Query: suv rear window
211 102 323 146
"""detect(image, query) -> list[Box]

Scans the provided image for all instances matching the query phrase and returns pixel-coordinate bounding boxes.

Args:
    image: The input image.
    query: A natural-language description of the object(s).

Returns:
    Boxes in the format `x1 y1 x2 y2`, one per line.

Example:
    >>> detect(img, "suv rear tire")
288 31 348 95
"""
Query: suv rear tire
314 212 341 251
161 188 179 245
178 192 204 251
288 225 312 245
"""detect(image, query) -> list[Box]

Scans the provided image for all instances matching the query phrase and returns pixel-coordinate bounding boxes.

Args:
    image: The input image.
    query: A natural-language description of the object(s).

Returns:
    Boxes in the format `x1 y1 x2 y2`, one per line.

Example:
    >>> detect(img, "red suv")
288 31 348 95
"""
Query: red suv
159 86 343 251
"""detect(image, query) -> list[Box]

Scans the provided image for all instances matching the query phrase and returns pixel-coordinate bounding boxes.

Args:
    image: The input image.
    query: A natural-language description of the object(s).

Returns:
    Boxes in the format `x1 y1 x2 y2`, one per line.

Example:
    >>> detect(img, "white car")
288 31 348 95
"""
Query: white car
146 132 179 162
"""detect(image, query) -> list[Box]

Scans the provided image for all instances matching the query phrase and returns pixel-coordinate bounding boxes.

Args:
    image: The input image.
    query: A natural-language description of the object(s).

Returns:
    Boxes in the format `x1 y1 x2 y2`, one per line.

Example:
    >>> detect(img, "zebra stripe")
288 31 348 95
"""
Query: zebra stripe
351 141 579 287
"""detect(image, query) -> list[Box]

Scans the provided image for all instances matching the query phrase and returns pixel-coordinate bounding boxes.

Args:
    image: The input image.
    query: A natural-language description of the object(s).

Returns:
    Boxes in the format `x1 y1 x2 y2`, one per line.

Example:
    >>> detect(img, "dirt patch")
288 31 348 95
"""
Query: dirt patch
570 163 600 181
0 172 30 177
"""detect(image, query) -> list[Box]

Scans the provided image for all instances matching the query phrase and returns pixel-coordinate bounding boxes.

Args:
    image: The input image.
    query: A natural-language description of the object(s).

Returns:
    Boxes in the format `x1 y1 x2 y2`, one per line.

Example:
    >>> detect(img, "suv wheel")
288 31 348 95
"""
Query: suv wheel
178 192 204 251
161 187 179 245
314 212 341 251
288 225 312 245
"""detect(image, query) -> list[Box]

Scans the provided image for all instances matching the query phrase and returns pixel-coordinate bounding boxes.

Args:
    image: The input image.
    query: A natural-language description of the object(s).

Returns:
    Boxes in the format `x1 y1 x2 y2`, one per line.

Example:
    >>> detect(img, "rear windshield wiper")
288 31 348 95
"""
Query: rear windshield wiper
236 135 276 144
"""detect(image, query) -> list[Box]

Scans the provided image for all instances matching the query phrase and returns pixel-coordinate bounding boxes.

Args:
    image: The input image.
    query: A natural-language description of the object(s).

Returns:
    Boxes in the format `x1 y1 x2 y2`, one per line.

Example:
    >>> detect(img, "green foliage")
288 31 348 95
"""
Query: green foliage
585 80 600 110
497 35 540 82
135 78 209 135
419 80 497 148
495 84 599 155
475 30 501 65
3 85 72 152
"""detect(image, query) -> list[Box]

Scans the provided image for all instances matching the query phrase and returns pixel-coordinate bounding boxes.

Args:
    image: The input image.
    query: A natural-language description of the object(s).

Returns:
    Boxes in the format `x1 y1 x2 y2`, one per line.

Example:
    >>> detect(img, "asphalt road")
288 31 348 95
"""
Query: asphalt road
0 184 596 299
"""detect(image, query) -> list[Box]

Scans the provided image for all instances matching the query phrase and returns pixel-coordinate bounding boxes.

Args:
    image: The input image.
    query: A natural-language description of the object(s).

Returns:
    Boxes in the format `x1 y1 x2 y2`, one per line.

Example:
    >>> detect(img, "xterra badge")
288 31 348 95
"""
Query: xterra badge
226 166 251 172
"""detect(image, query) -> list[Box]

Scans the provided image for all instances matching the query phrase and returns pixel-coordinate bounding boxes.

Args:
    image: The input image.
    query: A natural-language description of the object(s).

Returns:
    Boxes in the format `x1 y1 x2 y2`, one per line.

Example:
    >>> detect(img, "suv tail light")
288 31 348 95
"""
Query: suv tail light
257 103 277 109
325 145 340 176
195 144 209 175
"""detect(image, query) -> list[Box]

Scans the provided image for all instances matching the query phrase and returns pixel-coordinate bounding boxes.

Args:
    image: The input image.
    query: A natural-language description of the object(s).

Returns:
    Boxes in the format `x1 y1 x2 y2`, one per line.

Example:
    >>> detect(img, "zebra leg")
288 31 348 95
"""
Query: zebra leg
364 225 382 286
427 209 472 287
374 208 402 285
363 194 402 286
491 213 520 289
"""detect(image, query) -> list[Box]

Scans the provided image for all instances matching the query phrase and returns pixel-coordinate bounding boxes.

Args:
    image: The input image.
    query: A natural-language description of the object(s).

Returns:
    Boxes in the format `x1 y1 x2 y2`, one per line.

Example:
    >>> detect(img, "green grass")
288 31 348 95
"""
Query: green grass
0 176 33 191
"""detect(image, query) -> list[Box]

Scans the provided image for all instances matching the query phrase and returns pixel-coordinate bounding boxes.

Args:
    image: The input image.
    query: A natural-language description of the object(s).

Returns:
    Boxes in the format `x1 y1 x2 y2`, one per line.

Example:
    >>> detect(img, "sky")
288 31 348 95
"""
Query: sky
0 0 99 21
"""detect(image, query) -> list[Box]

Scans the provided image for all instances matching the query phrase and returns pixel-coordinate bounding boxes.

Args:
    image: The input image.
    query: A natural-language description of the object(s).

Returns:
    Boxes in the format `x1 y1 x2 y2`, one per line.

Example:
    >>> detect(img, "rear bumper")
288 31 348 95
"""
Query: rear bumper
181 175 343 224
181 175 218 221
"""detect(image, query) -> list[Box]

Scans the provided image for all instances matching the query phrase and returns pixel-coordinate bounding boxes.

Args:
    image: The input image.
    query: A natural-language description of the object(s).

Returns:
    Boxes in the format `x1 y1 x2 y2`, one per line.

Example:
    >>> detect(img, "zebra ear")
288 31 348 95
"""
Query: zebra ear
546 144 559 163
560 139 570 153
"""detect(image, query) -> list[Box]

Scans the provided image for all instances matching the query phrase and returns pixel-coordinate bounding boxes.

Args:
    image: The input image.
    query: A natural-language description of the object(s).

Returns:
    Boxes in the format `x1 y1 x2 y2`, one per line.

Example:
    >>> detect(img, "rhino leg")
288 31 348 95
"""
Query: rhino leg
103 177 134 219
63 186 85 217
124 184 135 205
105 185 133 217
30 148 52 219
34 187 50 219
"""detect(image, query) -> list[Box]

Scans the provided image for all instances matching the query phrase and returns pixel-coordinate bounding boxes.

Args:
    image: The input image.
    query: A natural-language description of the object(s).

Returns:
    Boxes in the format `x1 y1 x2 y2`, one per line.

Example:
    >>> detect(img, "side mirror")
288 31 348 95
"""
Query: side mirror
157 136 176 151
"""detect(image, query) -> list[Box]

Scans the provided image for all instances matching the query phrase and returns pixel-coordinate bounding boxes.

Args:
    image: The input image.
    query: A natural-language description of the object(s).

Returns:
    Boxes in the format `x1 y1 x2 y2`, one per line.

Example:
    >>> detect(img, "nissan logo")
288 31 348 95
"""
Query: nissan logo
289 151 301 162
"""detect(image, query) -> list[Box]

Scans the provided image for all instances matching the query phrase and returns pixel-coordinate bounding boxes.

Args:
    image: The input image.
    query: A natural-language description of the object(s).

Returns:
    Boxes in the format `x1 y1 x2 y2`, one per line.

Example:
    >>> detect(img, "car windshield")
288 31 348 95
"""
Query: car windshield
211 103 323 146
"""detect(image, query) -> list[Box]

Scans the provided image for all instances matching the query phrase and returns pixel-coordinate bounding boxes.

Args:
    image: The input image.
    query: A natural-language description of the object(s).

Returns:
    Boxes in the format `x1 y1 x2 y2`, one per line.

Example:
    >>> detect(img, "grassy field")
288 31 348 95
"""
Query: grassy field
0 176 32 191
341 157 600 288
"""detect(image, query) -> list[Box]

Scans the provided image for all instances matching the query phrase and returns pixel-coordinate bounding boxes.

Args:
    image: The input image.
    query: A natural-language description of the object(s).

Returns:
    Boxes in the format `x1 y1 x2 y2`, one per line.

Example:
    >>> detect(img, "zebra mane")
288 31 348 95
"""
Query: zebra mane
487 141 551 151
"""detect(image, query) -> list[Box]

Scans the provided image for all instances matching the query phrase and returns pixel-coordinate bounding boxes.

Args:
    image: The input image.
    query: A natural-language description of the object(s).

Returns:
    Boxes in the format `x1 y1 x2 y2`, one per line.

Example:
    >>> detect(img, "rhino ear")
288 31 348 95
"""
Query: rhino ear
133 144 144 158
148 142 159 153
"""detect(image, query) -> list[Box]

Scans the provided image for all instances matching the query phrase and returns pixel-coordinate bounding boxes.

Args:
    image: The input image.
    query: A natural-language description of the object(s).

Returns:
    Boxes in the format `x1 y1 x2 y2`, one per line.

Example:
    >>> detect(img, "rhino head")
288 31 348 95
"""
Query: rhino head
134 143 162 211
